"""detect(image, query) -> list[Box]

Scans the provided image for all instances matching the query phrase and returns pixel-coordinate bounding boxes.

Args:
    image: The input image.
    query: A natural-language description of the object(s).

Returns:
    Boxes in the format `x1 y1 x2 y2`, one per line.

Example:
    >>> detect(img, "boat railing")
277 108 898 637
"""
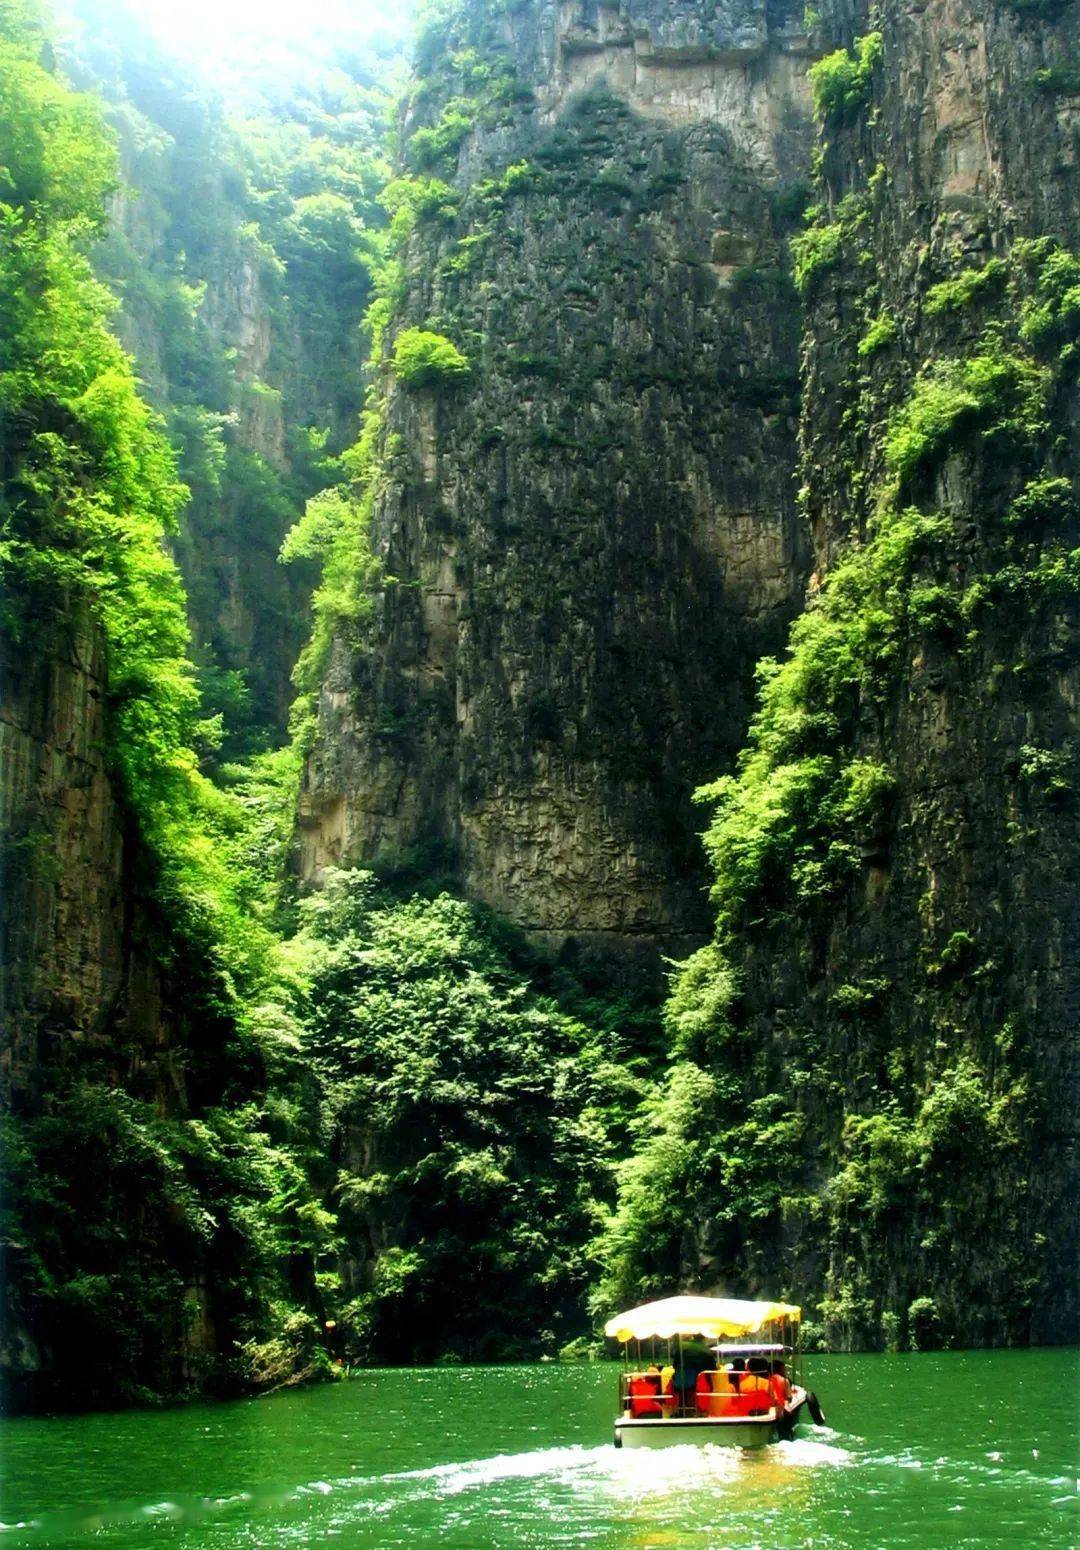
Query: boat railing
618 1369 789 1421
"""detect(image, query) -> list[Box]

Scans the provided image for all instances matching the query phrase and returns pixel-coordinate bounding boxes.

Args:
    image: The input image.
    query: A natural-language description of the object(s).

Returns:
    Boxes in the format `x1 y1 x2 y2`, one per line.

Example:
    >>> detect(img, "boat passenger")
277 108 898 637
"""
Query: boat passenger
678 1344 713 1409
769 1358 792 1408
707 1367 739 1417
694 1370 713 1415
739 1357 773 1416
659 1364 676 1415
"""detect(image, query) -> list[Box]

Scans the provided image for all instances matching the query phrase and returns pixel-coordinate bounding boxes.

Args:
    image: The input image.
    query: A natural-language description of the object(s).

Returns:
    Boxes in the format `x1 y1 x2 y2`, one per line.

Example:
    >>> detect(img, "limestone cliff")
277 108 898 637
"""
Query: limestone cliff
0 609 221 1406
301 0 1079 1345
298 0 816 955
603 0 1079 1347
0 619 171 1111
782 0 1080 1344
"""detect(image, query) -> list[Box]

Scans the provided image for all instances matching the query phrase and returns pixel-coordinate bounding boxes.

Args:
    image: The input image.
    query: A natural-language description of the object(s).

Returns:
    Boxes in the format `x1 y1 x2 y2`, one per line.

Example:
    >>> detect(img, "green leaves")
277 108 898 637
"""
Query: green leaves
0 8 116 225
884 346 1047 485
287 875 636 1363
390 325 470 388
807 32 882 124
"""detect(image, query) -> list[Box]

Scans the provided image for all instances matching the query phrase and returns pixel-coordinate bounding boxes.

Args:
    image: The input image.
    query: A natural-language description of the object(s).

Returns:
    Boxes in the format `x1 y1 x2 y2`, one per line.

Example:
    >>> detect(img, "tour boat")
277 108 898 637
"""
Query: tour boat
605 1295 825 1449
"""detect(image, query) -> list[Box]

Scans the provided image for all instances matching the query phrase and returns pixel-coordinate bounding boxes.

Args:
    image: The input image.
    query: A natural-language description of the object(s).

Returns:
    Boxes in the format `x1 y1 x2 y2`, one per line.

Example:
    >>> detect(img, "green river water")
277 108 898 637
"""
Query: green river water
1 1351 1076 1548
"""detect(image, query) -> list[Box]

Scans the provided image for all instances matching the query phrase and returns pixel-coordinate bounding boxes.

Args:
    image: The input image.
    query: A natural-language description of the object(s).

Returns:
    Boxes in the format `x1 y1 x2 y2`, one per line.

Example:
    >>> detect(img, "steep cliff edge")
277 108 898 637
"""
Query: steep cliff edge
0 616 206 1404
298 0 816 955
603 0 1079 1346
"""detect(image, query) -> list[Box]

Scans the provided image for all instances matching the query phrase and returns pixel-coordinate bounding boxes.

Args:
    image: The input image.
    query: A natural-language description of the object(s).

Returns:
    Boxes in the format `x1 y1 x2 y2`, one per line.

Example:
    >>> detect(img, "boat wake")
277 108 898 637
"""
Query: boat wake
0 1434 854 1543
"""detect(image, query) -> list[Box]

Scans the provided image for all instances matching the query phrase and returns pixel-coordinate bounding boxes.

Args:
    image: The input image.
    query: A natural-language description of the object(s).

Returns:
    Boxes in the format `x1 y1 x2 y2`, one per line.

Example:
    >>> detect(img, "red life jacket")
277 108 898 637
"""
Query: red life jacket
629 1374 662 1418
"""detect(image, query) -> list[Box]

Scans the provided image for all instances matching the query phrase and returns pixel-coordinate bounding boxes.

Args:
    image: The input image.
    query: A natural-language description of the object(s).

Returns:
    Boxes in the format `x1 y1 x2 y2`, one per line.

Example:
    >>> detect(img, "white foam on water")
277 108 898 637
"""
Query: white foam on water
767 1438 853 1468
377 1443 613 1497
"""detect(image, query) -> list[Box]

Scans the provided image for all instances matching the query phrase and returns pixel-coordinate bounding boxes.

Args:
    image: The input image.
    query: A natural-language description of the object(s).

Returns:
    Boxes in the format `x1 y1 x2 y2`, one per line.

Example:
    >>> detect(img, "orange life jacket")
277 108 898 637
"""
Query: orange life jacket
737 1374 773 1415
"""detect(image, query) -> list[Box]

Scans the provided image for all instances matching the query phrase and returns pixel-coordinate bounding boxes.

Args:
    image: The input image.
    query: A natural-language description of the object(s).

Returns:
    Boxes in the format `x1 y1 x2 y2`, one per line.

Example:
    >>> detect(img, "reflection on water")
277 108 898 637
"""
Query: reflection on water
1 1352 1077 1549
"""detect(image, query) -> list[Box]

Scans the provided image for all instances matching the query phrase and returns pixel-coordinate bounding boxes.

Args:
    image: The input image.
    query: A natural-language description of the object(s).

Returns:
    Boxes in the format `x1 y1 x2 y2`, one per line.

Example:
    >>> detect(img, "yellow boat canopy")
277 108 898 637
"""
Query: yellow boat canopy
604 1295 801 1344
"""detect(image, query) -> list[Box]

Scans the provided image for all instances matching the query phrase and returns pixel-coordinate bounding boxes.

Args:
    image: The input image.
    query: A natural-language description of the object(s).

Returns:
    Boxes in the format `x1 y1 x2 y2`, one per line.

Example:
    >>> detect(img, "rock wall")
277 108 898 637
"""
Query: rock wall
0 619 172 1110
0 615 210 1404
299 0 816 955
301 0 1079 1343
663 0 1079 1344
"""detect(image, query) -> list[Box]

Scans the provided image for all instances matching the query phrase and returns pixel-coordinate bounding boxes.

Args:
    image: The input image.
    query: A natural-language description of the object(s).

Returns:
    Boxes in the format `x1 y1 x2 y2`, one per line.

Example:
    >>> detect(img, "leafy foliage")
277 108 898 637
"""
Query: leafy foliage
925 259 1007 316
807 32 882 124
391 325 470 388
791 193 868 295
884 346 1047 485
285 873 643 1362
858 312 898 357
282 486 380 717
0 0 337 1408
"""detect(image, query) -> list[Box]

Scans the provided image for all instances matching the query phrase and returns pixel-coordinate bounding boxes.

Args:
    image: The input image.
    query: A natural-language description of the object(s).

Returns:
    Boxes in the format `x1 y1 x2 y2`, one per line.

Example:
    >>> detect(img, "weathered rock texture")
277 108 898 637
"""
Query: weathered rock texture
0 616 216 1405
299 0 816 954
0 620 171 1108
677 0 1080 1344
303 0 1079 1344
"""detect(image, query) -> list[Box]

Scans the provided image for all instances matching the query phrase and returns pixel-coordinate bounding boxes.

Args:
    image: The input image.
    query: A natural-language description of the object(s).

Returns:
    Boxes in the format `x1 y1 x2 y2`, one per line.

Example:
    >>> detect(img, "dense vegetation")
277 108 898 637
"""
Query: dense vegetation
0 0 341 1405
59 0 404 755
2 0 1075 1408
286 872 649 1363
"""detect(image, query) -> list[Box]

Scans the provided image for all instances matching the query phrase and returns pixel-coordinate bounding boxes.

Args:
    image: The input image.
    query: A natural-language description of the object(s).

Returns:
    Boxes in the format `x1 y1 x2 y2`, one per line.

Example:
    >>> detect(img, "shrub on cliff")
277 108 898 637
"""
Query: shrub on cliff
807 32 882 124
391 325 470 388
885 346 1047 486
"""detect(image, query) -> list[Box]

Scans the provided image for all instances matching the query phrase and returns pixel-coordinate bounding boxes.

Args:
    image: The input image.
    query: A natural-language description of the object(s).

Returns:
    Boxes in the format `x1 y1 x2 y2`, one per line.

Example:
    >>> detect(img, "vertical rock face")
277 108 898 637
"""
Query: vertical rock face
302 0 1079 1343
803 0 1079 1342
299 0 816 954
87 101 309 735
0 617 194 1401
0 620 171 1109
668 0 1079 1343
